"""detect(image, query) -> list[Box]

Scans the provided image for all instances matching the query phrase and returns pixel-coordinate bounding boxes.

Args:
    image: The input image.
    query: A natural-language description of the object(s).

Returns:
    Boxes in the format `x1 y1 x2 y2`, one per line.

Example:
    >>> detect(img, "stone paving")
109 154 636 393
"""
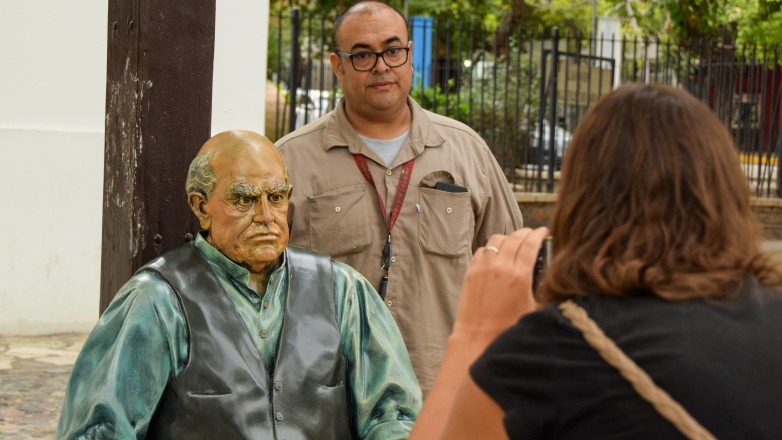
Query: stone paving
0 333 86 439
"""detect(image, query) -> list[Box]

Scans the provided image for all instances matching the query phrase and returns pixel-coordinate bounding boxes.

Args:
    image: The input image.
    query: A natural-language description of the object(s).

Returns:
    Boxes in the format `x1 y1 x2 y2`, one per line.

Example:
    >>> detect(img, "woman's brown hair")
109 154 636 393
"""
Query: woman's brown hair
540 83 781 302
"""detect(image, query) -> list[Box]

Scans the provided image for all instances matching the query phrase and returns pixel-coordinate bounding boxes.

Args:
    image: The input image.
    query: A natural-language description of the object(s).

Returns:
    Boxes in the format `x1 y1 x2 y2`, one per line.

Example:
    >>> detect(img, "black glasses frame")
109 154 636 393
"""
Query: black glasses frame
336 43 411 72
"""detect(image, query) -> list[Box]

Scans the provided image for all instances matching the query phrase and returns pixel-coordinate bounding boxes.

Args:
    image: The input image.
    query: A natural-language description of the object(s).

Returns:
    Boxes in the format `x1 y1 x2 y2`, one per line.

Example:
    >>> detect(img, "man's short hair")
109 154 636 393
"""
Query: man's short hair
186 153 217 200
332 1 408 50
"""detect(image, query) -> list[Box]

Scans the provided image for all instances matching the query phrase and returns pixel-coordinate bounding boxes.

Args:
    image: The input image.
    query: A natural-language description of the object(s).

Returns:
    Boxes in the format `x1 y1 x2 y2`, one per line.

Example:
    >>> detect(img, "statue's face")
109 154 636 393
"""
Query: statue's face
200 144 291 276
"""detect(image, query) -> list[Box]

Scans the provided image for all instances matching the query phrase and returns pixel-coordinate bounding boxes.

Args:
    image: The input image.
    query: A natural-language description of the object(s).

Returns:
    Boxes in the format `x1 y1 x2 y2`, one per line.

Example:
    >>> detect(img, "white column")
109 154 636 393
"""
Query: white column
211 0 270 136
0 1 108 334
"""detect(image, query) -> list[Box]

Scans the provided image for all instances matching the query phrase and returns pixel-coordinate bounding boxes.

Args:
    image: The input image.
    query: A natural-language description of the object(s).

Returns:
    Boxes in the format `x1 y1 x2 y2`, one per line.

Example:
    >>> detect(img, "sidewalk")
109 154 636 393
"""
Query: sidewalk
0 333 85 439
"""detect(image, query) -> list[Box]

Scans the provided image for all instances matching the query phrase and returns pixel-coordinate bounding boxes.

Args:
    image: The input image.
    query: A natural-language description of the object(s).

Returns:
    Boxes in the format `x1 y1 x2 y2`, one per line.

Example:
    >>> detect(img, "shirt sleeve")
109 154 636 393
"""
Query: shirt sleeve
332 261 423 440
472 142 524 251
56 271 188 440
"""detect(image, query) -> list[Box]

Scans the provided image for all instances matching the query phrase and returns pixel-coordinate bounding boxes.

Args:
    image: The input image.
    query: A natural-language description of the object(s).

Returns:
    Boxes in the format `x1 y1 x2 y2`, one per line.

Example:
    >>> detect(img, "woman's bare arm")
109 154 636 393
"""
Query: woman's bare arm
409 227 549 440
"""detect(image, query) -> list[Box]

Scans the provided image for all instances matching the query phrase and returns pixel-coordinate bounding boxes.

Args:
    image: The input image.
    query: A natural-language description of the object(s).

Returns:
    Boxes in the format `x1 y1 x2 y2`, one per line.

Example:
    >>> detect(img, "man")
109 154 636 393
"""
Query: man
276 1 524 392
57 130 421 439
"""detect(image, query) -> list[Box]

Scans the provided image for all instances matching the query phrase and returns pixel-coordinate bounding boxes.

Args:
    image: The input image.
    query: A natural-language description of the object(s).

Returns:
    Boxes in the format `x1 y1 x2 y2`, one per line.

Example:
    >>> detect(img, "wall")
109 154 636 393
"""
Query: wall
212 0 269 136
752 197 782 240
0 2 108 334
517 193 782 240
0 2 270 335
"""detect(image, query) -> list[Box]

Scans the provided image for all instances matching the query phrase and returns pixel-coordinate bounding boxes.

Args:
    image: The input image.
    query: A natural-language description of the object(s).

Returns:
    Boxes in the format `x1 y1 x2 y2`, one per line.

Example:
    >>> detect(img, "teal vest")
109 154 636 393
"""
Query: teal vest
144 244 355 439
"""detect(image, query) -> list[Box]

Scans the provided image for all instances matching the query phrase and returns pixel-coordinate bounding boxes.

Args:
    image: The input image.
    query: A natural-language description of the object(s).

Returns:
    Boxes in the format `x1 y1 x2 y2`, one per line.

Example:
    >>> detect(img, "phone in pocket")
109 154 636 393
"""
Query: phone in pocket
434 181 468 193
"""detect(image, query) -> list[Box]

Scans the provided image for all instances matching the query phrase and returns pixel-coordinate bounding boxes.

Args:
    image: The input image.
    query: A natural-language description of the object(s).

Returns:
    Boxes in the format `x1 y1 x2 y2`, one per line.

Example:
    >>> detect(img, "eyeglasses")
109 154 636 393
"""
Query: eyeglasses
336 43 411 72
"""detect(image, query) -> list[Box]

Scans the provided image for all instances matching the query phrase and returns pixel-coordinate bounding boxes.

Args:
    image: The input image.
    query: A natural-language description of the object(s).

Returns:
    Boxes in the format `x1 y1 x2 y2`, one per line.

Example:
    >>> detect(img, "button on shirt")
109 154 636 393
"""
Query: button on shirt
206 240 287 373
57 234 422 440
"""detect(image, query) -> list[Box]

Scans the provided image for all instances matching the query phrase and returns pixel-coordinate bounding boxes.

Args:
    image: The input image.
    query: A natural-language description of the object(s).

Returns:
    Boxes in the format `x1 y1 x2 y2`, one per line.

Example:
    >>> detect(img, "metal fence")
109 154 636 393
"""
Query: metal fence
268 9 782 197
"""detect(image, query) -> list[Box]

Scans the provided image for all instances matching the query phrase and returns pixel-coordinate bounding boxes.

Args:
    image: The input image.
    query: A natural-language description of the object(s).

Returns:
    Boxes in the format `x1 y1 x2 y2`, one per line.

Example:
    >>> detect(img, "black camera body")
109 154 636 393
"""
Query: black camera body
532 236 553 293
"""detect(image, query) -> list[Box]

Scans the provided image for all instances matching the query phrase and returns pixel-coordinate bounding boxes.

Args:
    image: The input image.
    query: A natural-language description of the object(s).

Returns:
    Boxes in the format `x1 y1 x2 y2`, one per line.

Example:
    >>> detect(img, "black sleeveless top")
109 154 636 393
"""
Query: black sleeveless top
472 276 782 439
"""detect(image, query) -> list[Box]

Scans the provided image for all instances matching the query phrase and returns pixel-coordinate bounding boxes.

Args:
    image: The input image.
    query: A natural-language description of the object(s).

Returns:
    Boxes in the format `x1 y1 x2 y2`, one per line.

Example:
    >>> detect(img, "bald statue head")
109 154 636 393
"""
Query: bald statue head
186 130 292 277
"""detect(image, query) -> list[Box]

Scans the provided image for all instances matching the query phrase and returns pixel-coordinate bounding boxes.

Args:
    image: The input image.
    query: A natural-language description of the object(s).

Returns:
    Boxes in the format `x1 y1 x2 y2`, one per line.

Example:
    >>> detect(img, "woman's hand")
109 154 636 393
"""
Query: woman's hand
452 227 549 341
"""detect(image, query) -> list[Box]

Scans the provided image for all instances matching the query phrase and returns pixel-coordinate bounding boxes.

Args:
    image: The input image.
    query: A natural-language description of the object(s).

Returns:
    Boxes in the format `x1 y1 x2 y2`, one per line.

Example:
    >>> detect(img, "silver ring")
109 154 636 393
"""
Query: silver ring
484 245 500 254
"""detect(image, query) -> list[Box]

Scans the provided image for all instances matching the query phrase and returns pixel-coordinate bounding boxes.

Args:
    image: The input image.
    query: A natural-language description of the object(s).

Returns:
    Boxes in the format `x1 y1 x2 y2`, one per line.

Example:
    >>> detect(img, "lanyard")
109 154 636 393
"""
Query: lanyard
352 154 415 299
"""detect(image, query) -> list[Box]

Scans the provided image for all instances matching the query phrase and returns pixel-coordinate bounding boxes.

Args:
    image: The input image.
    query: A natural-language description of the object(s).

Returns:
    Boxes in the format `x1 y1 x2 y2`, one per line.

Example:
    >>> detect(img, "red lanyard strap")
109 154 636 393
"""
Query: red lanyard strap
352 154 414 235
353 154 414 299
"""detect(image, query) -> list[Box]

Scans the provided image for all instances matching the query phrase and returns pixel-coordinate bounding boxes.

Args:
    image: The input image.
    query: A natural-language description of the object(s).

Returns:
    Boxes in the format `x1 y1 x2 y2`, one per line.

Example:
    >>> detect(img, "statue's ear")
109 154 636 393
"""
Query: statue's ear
188 193 211 230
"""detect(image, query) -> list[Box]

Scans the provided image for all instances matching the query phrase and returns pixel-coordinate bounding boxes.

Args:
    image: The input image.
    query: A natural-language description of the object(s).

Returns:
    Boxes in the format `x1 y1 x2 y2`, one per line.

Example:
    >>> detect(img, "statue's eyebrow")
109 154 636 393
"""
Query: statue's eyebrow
224 182 262 200
266 183 291 195
224 182 290 200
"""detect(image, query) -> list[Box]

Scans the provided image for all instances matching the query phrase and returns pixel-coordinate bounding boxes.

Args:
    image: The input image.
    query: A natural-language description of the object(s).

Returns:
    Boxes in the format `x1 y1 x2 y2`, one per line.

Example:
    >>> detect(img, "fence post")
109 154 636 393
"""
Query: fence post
287 8 301 134
536 46 548 192
777 95 782 197
548 27 560 192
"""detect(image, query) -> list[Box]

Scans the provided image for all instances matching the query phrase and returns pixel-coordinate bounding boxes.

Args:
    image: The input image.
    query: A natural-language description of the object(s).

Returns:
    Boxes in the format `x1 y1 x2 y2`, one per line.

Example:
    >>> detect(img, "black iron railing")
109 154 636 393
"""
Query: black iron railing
268 10 782 197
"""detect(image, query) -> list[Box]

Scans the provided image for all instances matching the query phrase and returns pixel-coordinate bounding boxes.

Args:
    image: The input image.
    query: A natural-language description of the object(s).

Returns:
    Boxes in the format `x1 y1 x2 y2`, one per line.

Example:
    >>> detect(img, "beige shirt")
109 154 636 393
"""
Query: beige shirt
277 98 523 392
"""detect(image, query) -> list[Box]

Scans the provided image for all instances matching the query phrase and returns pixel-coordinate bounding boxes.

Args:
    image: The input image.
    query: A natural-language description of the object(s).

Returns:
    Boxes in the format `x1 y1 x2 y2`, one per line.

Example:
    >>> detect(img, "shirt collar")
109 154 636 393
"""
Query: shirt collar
324 97 445 158
193 232 287 292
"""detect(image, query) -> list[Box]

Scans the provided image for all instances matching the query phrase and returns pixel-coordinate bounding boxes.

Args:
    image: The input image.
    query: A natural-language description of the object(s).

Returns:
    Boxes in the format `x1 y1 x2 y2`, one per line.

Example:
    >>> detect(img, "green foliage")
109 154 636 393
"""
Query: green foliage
606 0 782 48
270 0 782 49
411 79 470 121
531 0 595 35
728 0 782 47
408 0 507 30
410 37 543 168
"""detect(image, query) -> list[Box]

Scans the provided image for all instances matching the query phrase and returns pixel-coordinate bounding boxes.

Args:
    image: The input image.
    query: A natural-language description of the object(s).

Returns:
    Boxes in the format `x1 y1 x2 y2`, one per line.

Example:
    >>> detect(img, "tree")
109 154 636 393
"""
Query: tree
727 0 782 47
607 0 782 47
271 0 781 48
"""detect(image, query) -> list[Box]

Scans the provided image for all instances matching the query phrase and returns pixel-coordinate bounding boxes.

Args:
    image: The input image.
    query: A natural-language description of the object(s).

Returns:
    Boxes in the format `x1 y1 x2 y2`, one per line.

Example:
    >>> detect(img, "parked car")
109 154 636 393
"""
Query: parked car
526 120 572 169
294 89 335 129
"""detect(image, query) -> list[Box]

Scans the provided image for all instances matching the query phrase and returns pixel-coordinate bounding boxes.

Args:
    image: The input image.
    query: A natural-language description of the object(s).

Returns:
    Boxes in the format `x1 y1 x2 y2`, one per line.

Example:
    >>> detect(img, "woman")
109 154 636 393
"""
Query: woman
410 84 782 439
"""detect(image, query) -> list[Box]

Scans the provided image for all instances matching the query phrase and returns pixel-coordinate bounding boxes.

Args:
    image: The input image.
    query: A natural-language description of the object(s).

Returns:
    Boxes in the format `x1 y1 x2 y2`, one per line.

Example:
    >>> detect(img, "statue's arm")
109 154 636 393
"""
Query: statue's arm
56 272 188 440
332 261 423 440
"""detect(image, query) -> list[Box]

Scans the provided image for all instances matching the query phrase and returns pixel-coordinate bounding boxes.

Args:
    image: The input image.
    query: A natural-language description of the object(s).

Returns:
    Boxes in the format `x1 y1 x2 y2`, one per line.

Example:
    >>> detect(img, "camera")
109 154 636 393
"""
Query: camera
532 236 553 293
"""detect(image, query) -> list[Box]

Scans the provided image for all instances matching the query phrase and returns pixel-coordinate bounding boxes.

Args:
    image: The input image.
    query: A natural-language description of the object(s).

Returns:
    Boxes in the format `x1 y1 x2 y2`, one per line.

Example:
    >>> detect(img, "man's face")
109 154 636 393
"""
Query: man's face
331 7 413 117
201 147 291 275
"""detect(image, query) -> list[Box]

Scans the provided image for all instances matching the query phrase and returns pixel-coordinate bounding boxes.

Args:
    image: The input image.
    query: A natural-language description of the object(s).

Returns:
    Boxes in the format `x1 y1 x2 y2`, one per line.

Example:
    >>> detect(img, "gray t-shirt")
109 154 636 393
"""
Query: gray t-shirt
358 131 409 166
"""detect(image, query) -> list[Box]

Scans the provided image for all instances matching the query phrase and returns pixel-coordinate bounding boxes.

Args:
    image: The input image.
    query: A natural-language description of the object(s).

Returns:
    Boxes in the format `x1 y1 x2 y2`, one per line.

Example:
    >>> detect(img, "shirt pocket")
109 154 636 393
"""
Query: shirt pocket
307 183 372 257
418 186 473 257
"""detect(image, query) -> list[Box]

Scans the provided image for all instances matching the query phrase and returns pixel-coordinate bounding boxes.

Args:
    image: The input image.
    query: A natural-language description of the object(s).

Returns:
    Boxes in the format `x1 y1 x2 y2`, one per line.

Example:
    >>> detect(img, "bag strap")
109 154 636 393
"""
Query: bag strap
558 300 716 440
